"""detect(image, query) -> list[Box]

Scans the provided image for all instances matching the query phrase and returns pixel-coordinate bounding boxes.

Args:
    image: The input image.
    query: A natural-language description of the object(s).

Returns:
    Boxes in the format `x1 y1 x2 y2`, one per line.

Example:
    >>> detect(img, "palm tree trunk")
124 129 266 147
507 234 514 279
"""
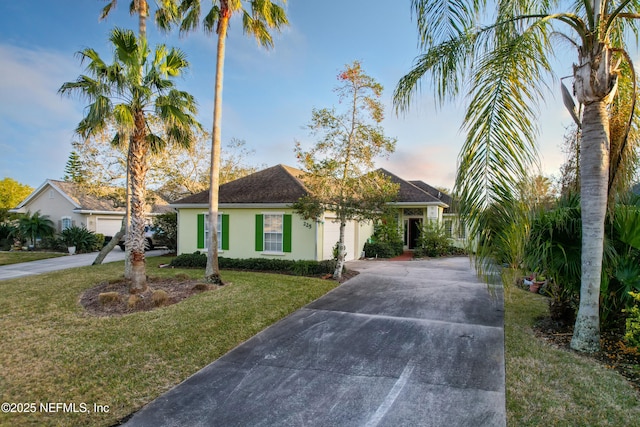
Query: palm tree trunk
93 217 126 265
136 0 147 40
570 100 610 353
205 9 230 285
128 112 149 293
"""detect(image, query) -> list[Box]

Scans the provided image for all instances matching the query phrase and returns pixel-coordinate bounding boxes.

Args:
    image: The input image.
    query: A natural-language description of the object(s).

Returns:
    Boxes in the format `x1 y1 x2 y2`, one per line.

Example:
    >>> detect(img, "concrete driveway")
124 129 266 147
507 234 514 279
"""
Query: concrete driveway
0 249 168 280
123 256 505 427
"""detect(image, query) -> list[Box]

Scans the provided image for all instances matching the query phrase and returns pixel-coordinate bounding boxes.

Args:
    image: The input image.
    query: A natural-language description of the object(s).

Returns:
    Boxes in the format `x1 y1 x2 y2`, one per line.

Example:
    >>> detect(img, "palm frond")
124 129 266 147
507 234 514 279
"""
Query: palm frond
100 1 117 20
180 0 204 33
411 0 480 50
243 12 273 48
394 33 475 113
457 22 551 219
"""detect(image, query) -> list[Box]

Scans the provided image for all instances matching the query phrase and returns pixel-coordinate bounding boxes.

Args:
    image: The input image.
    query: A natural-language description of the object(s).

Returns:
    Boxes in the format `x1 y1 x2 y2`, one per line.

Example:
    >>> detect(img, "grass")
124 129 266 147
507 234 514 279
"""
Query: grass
0 251 66 266
504 270 640 426
0 256 339 427
3 259 639 426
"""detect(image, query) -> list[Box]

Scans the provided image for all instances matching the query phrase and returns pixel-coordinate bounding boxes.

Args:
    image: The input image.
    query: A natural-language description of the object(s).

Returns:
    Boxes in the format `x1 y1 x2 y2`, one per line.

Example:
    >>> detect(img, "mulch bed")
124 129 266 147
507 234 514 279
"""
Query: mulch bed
534 316 640 392
80 270 358 317
79 277 217 317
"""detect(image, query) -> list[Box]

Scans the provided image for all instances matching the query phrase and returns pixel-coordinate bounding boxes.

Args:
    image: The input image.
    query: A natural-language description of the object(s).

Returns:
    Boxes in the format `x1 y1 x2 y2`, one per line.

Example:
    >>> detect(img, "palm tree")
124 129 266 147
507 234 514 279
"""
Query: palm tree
60 28 199 292
157 0 288 284
394 1 639 353
100 0 149 38
97 1 149 272
18 211 55 249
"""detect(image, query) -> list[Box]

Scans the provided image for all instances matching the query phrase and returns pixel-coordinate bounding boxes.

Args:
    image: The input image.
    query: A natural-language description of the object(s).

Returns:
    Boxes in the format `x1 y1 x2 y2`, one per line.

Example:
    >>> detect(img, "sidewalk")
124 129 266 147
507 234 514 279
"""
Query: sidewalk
123 256 505 426
0 249 167 280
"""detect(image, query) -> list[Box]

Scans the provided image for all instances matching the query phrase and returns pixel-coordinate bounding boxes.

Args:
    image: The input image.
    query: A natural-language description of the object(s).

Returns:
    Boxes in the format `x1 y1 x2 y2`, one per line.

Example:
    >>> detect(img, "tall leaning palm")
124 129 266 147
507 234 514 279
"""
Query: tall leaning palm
394 1 639 353
157 0 288 284
60 28 199 292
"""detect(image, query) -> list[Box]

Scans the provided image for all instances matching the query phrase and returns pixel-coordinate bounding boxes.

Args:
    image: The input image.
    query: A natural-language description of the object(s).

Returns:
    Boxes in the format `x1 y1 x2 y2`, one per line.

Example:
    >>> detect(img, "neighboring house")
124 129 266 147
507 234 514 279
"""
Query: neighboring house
11 180 169 237
172 164 464 261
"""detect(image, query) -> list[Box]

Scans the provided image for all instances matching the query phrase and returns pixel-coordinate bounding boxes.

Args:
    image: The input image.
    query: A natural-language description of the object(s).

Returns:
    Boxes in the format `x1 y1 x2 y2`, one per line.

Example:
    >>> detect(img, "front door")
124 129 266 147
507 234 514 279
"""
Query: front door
408 218 422 249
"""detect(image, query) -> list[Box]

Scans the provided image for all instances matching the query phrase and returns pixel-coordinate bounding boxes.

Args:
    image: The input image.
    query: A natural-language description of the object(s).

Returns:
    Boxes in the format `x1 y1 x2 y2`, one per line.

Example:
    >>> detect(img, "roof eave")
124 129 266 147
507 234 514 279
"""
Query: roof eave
171 202 295 209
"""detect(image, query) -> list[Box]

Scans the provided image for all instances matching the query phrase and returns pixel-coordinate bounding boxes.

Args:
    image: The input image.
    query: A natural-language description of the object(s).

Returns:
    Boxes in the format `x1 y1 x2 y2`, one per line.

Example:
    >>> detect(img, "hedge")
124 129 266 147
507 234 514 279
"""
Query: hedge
169 252 339 276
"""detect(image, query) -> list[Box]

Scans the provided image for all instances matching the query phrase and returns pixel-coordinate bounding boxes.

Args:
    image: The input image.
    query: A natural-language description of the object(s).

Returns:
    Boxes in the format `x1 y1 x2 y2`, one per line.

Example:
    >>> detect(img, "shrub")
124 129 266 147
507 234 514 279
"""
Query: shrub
169 251 207 268
60 226 100 253
0 223 17 251
99 292 121 305
41 235 67 252
153 212 177 251
625 292 640 349
364 241 403 258
413 222 453 257
127 294 142 309
168 252 338 276
364 216 404 258
151 290 169 307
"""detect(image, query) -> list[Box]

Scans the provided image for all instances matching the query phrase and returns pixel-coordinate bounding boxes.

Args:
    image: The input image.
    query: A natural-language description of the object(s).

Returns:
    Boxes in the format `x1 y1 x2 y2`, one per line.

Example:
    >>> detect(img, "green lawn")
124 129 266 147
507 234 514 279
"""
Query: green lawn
0 251 66 266
1 260 638 426
504 272 640 426
0 257 339 427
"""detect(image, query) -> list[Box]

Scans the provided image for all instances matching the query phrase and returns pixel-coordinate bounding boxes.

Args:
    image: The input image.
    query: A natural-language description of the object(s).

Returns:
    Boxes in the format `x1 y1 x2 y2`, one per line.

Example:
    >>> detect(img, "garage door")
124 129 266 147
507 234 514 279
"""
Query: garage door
96 217 124 237
322 219 356 261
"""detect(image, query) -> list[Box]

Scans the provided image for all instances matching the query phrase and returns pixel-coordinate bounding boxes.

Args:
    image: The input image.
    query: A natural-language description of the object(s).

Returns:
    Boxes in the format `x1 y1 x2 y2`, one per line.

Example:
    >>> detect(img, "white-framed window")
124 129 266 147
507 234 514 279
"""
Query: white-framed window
61 217 72 231
263 214 284 253
444 219 453 238
203 213 223 250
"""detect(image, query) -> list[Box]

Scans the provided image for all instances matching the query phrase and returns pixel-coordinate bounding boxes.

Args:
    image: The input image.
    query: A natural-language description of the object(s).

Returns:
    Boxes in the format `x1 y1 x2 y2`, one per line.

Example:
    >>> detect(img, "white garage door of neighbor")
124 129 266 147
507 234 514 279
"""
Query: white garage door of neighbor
96 218 124 237
323 219 356 261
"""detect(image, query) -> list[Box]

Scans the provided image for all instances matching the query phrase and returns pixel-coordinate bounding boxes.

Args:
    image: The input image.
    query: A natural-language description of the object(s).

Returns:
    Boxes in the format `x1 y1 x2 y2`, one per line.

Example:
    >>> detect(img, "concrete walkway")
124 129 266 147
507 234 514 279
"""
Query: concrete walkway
123 256 505 427
0 249 167 280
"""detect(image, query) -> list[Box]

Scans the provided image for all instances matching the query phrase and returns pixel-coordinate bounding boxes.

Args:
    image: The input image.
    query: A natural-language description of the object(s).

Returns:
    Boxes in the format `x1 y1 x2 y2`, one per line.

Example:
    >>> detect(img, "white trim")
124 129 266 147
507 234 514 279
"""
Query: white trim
14 180 81 209
388 201 448 208
202 212 224 251
61 216 73 231
262 212 284 253
261 252 285 256
171 203 292 209
74 210 125 215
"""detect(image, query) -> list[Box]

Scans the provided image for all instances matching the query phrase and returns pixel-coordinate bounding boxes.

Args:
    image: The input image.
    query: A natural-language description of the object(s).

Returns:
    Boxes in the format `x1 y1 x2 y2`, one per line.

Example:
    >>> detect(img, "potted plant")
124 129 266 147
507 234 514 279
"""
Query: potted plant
530 274 546 293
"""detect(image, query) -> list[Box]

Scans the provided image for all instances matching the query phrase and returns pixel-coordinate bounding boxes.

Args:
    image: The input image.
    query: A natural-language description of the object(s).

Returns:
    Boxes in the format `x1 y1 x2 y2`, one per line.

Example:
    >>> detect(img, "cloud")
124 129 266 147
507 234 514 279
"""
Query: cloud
0 43 82 186
380 144 458 191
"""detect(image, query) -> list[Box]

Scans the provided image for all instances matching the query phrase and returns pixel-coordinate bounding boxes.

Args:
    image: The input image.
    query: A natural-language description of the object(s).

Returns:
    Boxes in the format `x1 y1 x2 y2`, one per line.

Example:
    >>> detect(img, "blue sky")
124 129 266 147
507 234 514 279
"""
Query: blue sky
0 1 571 192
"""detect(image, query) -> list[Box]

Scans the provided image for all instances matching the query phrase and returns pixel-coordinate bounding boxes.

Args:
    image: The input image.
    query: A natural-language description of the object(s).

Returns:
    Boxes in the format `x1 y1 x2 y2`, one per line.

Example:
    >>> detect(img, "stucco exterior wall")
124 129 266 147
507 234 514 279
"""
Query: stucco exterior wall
178 207 317 260
20 185 86 231
178 207 375 261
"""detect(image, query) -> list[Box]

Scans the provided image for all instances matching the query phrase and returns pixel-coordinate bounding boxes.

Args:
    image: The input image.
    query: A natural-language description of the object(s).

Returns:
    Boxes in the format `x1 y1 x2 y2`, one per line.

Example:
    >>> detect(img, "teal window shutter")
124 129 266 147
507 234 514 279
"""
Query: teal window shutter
221 214 229 251
197 214 205 249
255 214 264 251
283 214 292 253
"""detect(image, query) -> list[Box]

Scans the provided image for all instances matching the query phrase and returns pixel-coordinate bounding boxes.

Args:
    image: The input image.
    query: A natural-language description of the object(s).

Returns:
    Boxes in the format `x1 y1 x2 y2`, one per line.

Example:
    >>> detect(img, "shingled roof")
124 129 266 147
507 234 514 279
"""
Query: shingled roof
409 180 453 205
172 165 450 208
172 164 309 205
377 169 447 205
13 180 170 214
49 180 125 212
